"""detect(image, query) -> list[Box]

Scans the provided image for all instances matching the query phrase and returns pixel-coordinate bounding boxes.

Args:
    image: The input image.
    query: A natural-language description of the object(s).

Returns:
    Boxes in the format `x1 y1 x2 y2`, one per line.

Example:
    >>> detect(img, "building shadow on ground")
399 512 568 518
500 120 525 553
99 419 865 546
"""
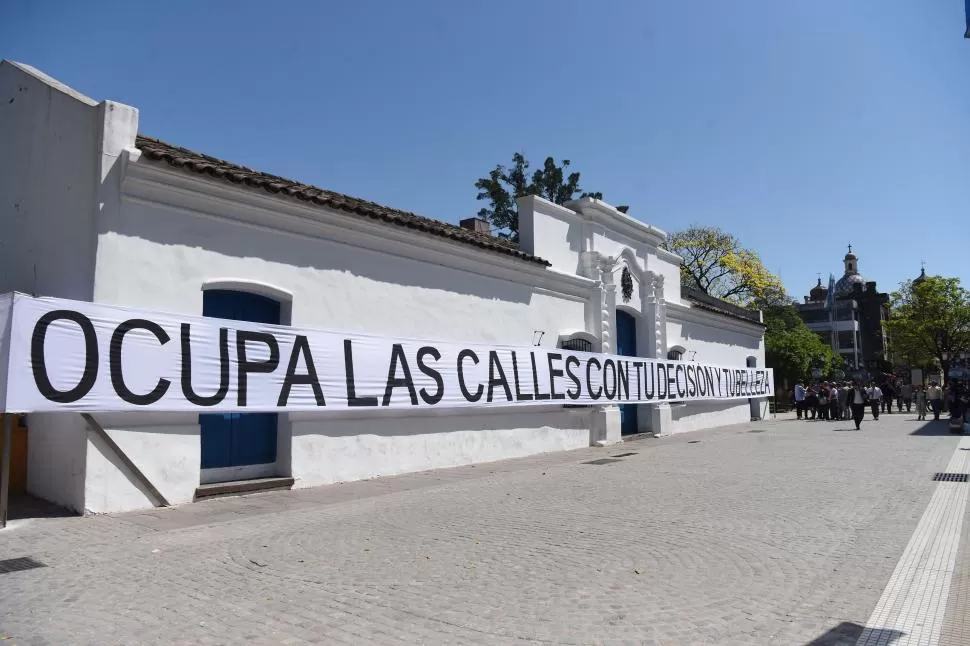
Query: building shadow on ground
911 419 965 436
804 622 904 645
6 493 76 521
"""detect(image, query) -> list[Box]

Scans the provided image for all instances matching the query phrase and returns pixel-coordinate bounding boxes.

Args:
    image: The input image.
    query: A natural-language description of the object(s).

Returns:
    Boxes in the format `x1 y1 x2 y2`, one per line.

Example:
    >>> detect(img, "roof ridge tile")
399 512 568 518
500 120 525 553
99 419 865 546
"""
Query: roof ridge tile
134 135 546 265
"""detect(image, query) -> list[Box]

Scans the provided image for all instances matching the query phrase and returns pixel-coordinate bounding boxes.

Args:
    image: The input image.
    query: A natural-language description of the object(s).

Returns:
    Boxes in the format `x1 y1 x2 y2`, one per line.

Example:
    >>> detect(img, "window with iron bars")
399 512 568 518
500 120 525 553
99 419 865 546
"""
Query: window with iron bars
559 336 594 407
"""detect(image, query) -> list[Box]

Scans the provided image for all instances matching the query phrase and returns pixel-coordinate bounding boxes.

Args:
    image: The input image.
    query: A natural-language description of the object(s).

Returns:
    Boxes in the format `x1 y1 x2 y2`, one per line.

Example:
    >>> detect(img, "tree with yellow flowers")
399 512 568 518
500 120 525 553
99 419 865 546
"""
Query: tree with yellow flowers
665 226 842 392
663 226 786 305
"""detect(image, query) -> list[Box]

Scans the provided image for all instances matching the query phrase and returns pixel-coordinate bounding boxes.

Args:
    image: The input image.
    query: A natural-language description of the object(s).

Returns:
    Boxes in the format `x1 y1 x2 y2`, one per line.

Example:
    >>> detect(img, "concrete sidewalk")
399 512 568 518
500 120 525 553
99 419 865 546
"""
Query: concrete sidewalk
0 412 967 645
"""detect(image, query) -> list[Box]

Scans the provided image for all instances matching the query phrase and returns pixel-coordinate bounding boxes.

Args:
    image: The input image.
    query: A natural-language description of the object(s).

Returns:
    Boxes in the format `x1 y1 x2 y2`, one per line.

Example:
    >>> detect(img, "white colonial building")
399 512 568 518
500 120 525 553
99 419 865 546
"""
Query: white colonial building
0 60 766 514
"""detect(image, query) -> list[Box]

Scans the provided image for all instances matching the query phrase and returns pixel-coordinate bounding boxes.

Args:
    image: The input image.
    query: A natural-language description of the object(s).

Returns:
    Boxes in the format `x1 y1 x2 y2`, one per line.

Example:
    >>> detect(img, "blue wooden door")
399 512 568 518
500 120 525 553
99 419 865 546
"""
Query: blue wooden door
615 311 639 435
200 290 280 470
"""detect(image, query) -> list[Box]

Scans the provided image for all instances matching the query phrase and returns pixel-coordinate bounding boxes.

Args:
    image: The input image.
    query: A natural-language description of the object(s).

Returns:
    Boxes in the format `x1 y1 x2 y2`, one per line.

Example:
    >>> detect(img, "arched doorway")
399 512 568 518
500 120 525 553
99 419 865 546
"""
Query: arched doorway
200 289 281 482
747 356 761 421
615 310 639 435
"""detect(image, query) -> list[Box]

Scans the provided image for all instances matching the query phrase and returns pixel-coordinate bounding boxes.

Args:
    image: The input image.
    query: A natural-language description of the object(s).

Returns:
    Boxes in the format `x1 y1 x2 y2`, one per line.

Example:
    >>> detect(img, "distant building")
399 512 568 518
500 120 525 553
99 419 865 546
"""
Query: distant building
795 246 891 380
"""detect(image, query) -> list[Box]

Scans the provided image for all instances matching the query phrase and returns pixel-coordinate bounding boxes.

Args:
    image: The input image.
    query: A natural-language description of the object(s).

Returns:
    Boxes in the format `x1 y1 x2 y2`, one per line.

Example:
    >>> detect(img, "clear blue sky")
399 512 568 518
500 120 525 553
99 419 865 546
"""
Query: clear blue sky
3 0 968 298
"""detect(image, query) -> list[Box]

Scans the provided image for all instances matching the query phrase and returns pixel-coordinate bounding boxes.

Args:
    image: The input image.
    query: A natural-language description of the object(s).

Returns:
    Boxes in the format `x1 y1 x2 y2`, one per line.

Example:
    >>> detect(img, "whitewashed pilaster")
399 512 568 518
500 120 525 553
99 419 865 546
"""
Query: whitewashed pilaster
600 257 617 355
590 255 622 446
648 272 672 436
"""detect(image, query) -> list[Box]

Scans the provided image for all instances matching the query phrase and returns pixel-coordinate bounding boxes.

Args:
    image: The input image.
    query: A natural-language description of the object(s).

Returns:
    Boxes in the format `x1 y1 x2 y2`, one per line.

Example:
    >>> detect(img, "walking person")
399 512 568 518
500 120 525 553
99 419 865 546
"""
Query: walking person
843 383 853 420
927 381 943 420
866 383 882 420
794 381 806 420
881 381 895 414
915 385 928 421
849 382 869 430
899 382 913 413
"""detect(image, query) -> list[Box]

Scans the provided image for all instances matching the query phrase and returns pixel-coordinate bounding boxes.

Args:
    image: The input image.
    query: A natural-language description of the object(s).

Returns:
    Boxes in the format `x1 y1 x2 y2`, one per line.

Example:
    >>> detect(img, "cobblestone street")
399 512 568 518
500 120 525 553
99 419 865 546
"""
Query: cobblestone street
1 412 968 645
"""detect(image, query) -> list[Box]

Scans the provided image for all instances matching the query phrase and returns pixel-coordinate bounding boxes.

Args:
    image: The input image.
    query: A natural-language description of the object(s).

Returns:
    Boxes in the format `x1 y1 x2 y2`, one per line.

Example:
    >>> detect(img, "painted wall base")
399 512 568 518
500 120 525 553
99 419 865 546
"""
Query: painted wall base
667 400 755 435
26 402 770 515
590 406 622 446
650 404 673 437
290 410 590 488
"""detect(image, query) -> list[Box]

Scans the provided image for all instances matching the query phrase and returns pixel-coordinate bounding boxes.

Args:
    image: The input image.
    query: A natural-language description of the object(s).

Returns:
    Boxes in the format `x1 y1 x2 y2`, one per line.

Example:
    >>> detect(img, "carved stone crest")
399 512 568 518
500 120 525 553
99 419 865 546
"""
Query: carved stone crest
620 266 634 303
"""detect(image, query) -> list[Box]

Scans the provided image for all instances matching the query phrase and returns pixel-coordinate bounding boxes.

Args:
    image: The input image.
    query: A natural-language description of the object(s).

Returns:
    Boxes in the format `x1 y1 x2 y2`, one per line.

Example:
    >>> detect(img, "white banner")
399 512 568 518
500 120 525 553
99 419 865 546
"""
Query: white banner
0 294 773 413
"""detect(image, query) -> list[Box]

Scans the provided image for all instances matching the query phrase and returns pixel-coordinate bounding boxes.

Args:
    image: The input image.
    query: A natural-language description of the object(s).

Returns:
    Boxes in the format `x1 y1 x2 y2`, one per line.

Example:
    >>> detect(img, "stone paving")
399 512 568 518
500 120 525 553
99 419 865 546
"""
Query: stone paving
940 441 970 646
0 411 967 645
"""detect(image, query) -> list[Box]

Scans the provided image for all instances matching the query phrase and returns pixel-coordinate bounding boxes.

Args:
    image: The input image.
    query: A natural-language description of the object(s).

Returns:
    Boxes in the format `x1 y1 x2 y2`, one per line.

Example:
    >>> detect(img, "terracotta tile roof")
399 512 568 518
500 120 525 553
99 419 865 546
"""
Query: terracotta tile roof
134 135 550 266
683 288 765 326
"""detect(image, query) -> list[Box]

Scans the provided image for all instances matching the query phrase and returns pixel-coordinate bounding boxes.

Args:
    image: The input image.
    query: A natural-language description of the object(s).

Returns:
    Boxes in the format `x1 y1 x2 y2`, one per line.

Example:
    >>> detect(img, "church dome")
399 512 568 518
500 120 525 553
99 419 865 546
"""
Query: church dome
835 272 866 295
809 278 828 302
913 267 927 284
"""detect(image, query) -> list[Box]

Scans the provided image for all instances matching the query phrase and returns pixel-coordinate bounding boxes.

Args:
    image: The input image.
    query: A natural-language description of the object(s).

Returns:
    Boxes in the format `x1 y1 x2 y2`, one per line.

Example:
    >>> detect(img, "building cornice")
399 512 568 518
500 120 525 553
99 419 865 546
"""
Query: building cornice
521 195 682 267
122 161 596 300
666 300 766 336
565 197 669 248
653 246 683 265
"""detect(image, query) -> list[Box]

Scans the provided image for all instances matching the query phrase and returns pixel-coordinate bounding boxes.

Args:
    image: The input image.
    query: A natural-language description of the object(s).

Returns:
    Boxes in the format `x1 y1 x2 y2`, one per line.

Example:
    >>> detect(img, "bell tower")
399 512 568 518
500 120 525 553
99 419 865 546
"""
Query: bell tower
844 244 858 275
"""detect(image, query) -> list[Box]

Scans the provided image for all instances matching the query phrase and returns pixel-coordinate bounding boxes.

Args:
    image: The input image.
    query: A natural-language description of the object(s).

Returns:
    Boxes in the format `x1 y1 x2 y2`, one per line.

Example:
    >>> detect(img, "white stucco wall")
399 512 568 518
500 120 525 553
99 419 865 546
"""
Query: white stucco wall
665 316 764 367
1 61 149 513
517 199 583 276
83 413 201 513
93 200 586 346
519 194 769 439
4 62 770 514
290 407 589 487
2 61 101 512
669 400 752 433
664 306 767 434
69 159 593 512
0 61 99 300
24 413 87 512
648 251 685 306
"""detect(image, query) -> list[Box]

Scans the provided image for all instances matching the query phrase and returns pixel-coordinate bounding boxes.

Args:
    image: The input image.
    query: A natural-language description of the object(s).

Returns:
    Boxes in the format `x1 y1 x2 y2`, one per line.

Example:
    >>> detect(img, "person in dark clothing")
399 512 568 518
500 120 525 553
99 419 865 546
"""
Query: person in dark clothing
947 381 965 421
806 388 819 420
881 382 895 414
818 384 830 421
848 382 869 430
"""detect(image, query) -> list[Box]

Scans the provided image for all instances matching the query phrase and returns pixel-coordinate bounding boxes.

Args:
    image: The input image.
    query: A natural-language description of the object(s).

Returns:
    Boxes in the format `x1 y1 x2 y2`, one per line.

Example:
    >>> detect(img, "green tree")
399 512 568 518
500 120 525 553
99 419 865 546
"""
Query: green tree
474 153 602 241
762 303 843 388
664 226 785 305
885 275 970 379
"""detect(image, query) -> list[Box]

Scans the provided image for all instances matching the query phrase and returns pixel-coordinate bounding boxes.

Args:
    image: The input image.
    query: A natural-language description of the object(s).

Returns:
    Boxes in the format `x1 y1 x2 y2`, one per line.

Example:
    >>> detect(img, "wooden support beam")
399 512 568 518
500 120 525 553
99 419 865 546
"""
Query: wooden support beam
81 413 169 508
0 414 11 528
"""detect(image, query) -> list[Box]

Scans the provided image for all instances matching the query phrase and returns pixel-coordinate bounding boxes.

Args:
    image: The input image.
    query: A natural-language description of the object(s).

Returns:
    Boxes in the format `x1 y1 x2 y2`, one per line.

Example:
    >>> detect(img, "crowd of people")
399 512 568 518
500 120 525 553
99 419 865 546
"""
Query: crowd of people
790 378 966 431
